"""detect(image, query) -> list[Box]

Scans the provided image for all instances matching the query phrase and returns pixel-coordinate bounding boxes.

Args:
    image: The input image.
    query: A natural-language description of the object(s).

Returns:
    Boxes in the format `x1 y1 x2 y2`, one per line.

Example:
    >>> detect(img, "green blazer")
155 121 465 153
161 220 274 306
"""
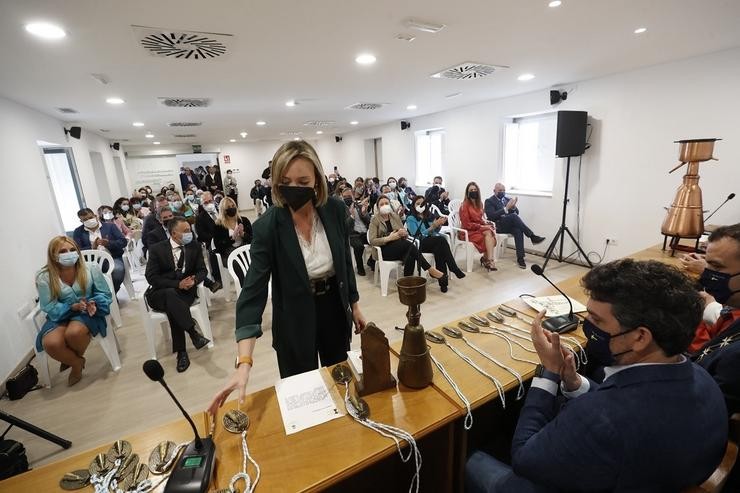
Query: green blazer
235 197 359 372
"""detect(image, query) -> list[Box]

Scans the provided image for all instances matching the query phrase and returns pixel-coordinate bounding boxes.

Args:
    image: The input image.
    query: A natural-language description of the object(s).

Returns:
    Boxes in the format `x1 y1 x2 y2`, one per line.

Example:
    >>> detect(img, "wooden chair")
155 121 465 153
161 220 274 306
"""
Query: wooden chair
682 413 740 493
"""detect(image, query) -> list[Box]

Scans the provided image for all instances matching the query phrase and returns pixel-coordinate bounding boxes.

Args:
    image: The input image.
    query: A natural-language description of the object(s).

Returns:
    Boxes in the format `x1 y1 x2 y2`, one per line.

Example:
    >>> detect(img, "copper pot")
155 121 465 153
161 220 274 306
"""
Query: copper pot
675 138 721 163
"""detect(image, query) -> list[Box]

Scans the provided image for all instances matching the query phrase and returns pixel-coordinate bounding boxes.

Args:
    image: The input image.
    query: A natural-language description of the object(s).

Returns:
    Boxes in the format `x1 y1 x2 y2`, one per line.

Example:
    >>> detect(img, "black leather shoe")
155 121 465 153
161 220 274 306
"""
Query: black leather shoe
356 268 366 276
438 274 449 293
191 333 210 350
531 235 546 245
208 281 222 293
452 268 466 279
176 351 190 373
518 260 527 269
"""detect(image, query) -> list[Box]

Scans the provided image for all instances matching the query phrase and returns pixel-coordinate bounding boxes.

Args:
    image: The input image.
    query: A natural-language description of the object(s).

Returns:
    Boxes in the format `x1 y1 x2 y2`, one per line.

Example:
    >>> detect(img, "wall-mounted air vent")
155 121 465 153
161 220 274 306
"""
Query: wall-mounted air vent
280 131 303 136
173 134 197 138
57 107 78 114
160 98 210 108
133 25 233 60
167 121 203 127
345 103 386 110
430 62 508 80
303 121 336 127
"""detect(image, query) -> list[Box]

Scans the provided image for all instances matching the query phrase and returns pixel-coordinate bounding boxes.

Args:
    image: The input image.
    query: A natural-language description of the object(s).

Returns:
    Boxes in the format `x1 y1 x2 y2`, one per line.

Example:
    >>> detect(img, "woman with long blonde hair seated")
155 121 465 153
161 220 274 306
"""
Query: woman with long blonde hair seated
35 236 112 386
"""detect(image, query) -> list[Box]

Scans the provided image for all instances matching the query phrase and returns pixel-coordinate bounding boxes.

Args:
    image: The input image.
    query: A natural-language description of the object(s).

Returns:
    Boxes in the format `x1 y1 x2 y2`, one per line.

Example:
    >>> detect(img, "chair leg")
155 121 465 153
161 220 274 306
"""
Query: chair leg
141 300 159 360
123 268 136 300
37 351 52 388
466 245 474 273
97 334 122 371
110 298 123 328
380 265 390 296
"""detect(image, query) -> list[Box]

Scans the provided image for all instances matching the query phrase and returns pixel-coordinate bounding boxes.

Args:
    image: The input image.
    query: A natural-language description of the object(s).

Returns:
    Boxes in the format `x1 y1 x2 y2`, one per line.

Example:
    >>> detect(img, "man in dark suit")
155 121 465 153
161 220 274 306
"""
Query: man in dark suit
195 191 222 286
204 165 223 193
466 259 728 493
179 167 202 191
141 195 169 255
72 208 127 294
143 206 173 255
424 176 450 215
145 217 211 372
484 183 545 269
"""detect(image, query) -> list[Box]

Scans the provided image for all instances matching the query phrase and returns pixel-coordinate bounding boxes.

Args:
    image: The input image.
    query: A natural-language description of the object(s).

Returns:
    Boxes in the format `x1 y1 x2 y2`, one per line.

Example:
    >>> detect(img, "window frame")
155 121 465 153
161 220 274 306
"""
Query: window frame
414 128 445 188
501 112 557 197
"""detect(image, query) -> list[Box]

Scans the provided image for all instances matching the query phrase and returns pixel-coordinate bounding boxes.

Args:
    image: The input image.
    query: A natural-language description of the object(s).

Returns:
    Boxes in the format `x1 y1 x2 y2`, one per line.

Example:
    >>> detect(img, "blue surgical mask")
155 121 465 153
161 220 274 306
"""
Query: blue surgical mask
582 319 638 366
700 268 740 305
58 251 79 267
180 232 194 245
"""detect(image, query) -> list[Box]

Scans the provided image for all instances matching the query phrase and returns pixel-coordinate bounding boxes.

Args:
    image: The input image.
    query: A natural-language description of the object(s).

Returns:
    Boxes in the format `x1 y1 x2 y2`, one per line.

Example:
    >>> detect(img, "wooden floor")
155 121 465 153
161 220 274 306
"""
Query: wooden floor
2 218 586 470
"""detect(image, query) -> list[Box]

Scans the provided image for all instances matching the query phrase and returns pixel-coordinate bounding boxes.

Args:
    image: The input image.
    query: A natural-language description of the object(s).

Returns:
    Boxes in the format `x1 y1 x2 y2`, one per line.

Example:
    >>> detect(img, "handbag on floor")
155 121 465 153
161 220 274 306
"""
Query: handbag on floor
0 439 29 480
5 364 39 401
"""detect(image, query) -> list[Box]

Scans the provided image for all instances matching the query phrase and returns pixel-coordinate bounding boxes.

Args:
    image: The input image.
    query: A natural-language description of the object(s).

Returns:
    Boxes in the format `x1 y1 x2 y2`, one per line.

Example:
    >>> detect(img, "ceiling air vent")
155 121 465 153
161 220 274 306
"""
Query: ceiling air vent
167 121 203 127
57 107 78 114
160 98 210 108
173 134 197 138
133 25 232 60
346 103 386 110
431 62 508 80
303 121 336 127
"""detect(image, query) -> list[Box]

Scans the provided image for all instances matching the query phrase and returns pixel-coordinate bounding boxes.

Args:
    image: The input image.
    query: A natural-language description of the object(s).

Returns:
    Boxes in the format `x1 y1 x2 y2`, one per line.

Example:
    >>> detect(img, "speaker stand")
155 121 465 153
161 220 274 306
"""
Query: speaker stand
541 156 593 271
0 410 72 449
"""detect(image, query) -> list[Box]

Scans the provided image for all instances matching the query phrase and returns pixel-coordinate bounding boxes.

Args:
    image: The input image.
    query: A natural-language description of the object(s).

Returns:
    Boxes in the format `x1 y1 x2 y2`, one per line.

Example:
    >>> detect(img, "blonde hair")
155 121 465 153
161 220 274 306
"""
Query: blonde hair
216 196 238 228
40 236 87 299
270 140 328 208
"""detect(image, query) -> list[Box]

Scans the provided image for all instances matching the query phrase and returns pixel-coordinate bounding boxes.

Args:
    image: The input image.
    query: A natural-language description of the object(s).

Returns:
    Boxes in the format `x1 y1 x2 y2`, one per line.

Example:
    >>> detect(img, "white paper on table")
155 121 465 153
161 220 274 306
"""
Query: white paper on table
274 369 343 435
522 295 587 318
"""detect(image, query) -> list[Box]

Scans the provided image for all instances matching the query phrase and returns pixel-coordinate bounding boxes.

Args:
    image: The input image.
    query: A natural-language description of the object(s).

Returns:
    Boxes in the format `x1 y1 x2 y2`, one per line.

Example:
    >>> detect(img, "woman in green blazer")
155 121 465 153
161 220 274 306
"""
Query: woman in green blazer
208 141 366 413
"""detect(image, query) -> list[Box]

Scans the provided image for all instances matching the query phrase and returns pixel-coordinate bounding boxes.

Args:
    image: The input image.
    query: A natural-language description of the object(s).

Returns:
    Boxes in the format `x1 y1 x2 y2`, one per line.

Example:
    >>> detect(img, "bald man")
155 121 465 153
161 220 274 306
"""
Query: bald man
485 183 545 269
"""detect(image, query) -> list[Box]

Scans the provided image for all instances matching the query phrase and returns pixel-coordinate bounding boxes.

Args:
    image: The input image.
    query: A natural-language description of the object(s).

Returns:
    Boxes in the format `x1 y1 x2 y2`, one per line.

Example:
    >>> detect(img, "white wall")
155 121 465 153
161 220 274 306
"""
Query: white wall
314 47 740 262
0 95 128 382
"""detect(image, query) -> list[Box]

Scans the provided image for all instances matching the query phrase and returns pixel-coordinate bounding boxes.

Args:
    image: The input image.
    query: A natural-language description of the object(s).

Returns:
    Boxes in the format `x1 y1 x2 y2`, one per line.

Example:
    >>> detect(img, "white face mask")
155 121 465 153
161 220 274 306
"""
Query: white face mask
415 205 425 213
121 204 130 212
379 204 393 215
328 177 336 183
204 203 217 213
133 203 142 210
102 212 114 221
388 181 397 189
83 218 99 229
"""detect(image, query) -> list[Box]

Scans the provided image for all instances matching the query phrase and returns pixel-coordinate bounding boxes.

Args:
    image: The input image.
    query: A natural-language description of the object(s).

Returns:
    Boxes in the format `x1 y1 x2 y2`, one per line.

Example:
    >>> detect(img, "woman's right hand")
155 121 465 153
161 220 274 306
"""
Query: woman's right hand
207 364 251 416
71 300 87 312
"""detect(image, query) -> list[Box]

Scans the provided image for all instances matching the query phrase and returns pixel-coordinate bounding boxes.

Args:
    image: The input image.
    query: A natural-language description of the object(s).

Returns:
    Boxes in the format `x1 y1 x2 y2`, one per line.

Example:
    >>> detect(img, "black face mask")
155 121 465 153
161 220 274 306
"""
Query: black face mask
226 207 237 217
496 191 505 199
343 197 354 206
700 268 740 305
279 185 316 210
468 191 480 200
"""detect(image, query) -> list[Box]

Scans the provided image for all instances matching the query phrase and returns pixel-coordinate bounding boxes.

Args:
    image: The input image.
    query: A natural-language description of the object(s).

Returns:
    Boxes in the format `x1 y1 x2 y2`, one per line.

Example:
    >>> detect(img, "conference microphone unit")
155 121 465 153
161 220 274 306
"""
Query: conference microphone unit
143 360 216 493
530 264 579 334
704 193 735 222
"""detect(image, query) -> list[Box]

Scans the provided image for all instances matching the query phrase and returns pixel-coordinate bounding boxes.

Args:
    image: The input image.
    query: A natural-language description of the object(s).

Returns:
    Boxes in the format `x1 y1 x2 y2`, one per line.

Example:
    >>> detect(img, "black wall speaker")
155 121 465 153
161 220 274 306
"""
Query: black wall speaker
400 121 411 131
335 136 343 143
555 111 587 158
110 142 120 151
64 126 82 139
550 90 568 105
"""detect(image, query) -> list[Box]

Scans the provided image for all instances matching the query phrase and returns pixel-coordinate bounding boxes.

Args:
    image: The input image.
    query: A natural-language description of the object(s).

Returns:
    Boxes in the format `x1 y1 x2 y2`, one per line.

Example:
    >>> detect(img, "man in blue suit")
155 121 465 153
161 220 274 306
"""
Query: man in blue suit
72 207 127 295
466 259 728 492
484 183 545 269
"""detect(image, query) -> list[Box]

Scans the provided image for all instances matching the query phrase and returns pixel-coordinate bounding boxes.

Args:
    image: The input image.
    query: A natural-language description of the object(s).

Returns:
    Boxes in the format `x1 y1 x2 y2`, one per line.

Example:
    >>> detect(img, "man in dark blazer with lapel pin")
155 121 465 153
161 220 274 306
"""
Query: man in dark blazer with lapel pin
207 140 367 415
145 216 210 372
466 259 727 493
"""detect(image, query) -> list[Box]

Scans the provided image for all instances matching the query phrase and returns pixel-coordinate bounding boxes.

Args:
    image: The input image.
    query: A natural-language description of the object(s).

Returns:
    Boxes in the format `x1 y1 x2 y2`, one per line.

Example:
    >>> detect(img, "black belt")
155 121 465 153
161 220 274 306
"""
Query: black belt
310 275 335 296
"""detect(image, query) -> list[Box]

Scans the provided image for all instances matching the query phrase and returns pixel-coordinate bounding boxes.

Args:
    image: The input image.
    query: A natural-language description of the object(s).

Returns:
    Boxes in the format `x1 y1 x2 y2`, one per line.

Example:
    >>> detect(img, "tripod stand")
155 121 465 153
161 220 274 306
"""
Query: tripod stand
540 155 593 271
0 410 71 449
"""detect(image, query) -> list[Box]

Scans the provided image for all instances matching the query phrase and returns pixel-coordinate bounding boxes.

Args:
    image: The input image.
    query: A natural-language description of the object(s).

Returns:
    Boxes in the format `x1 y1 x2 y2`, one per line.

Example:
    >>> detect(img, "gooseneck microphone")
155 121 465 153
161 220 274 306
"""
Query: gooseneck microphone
143 360 217 493
704 193 735 222
530 264 579 333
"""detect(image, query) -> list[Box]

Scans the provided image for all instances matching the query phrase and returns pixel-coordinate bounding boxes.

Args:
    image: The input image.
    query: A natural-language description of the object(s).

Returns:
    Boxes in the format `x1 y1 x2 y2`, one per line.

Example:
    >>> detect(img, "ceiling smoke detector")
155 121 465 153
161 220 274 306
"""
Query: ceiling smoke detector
160 98 210 108
133 25 232 60
303 121 336 127
431 62 508 80
345 103 386 110
167 121 203 127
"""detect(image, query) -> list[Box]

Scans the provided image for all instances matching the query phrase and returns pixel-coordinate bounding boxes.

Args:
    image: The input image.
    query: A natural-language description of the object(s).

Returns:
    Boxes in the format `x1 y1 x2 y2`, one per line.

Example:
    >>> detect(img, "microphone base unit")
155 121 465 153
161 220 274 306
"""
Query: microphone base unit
542 314 579 334
163 437 217 493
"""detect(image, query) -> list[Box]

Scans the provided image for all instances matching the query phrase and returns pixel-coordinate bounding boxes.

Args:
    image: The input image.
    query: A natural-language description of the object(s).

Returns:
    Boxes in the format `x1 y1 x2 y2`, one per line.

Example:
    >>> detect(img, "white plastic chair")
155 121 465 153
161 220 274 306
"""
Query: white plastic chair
494 233 510 260
368 231 403 296
226 245 251 292
447 199 462 215
80 249 123 328
447 210 477 273
139 283 214 360
212 241 234 302
20 303 122 389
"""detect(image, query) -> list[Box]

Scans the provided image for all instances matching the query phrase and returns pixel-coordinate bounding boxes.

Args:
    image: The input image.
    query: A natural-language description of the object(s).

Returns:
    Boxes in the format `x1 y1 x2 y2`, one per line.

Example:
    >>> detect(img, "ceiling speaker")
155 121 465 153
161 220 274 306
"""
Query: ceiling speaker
64 126 81 139
335 136 343 143
550 90 568 105
110 142 120 151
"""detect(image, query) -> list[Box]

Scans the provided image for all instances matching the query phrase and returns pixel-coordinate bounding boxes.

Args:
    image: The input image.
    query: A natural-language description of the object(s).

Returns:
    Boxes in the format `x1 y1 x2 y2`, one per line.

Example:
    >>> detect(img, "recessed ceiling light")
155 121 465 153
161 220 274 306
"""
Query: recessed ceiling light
106 97 125 105
350 121 359 125
132 122 145 127
406 104 417 110
355 53 377 65
25 22 66 40
229 139 236 142
548 1 562 7
293 137 300 141
153 141 160 145
240 131 248 138
256 121 266 126
518 73 535 81
316 130 323 135
634 27 647 34
285 100 296 107
145 133 154 138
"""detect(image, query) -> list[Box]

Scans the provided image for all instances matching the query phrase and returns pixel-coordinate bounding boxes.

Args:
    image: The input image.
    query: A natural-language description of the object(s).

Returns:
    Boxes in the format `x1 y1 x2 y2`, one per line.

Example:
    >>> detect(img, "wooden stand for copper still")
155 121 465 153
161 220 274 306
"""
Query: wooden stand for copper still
352 322 396 397
661 138 721 255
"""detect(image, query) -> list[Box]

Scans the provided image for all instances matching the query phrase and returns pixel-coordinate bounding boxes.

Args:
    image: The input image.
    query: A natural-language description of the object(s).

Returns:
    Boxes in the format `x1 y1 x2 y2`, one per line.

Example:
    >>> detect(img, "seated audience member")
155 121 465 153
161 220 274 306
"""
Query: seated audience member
373 184 404 217
396 176 415 210
195 191 223 291
485 183 545 269
183 188 198 208
99 204 131 238
353 177 366 198
180 166 201 191
342 187 372 276
327 172 339 195
250 179 265 216
466 259 728 493
36 236 112 386
143 206 173 253
114 197 142 232
130 197 148 219
690 224 740 415
369 195 447 288
424 175 450 215
214 197 253 285
459 182 498 271
73 208 127 294
406 196 465 291
169 192 196 224
145 217 211 372
142 195 170 250
366 178 379 211
224 169 239 205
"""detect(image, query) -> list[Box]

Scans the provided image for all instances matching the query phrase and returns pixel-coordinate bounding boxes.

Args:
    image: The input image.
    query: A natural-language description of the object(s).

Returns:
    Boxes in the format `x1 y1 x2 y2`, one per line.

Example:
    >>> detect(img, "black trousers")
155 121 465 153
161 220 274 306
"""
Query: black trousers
146 287 197 353
381 239 431 276
349 232 369 273
276 278 350 378
420 235 460 275
495 214 534 262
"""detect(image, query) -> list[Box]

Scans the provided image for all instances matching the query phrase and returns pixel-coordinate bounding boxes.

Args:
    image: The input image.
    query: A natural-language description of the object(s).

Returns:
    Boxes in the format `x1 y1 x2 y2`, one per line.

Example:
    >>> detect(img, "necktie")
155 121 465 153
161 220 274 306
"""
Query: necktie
176 246 184 270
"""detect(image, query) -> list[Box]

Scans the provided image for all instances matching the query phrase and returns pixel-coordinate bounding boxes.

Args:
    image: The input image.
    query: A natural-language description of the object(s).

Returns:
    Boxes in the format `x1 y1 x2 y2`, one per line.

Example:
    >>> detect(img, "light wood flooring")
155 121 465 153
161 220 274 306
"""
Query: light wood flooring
2 219 586 470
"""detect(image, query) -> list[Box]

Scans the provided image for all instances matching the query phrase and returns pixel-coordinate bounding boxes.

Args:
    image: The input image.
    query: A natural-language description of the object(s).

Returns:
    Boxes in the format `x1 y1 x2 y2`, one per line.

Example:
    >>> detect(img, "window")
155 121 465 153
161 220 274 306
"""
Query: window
43 148 85 233
502 113 556 194
415 129 444 187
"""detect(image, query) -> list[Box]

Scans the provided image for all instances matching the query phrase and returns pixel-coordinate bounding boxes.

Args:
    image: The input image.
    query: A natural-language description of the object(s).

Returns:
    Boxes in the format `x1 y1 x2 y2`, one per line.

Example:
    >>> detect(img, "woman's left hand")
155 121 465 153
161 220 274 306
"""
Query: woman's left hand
351 303 367 334
86 300 97 316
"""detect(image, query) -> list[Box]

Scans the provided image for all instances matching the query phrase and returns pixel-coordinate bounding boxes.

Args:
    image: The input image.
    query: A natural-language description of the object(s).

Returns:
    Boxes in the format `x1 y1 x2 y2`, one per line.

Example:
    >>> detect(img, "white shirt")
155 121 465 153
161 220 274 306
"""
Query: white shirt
703 301 723 324
86 227 110 254
170 238 184 271
296 215 335 279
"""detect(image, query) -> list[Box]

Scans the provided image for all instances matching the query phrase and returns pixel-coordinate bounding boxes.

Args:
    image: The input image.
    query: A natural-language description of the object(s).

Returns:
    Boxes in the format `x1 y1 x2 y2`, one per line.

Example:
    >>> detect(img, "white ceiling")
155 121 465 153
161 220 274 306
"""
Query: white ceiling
1 0 739 146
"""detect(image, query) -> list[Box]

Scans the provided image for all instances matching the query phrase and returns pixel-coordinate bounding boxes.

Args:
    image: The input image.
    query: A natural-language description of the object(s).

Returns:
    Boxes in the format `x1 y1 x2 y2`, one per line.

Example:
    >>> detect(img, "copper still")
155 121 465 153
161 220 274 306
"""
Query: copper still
396 276 433 389
661 138 720 238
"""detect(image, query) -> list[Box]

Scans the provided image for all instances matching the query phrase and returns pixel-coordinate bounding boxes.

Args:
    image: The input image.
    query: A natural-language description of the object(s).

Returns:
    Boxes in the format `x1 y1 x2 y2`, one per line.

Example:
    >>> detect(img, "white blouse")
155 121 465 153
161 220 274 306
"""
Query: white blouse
296 214 335 279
